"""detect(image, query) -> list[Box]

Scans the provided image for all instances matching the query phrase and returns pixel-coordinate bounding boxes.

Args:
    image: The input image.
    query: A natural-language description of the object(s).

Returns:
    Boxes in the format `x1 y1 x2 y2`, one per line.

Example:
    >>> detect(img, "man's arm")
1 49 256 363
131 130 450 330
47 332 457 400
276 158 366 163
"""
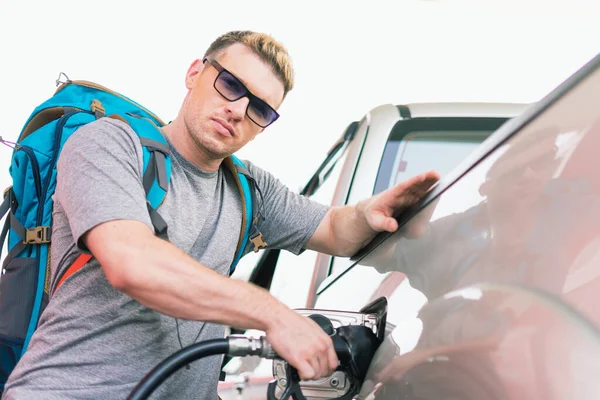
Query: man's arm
84 218 338 380
306 171 440 257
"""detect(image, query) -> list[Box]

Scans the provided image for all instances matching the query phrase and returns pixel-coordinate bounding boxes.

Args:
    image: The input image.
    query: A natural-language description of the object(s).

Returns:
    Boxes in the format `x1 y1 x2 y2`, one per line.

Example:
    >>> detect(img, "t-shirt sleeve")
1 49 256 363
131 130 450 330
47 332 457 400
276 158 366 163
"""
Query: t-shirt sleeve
55 117 154 251
245 161 329 255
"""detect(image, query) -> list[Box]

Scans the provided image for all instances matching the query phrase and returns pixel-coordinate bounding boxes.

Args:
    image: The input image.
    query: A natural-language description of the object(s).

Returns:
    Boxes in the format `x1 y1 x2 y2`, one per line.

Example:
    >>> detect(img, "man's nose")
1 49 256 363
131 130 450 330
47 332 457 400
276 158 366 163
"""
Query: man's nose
224 96 250 121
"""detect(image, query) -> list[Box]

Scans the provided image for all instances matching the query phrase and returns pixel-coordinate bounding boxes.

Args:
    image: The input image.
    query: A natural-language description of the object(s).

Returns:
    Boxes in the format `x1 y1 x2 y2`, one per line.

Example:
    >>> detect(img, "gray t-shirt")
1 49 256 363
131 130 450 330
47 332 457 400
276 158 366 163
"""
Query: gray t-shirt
3 118 328 400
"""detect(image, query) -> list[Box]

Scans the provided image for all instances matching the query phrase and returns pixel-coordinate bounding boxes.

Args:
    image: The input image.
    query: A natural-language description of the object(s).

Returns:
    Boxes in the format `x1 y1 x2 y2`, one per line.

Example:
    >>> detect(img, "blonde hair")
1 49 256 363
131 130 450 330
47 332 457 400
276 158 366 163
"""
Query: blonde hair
204 30 295 96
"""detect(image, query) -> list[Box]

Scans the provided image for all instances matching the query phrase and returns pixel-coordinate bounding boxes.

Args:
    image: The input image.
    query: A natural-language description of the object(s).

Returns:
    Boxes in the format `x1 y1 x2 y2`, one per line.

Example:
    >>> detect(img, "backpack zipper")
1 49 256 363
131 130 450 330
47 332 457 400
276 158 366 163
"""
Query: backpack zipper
16 146 42 202
55 80 166 126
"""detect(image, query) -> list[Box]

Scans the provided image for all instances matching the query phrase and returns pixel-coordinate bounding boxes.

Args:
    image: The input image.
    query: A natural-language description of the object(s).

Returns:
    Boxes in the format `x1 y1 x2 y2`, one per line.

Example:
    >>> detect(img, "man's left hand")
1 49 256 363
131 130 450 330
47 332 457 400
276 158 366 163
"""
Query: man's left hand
360 170 440 233
307 170 440 257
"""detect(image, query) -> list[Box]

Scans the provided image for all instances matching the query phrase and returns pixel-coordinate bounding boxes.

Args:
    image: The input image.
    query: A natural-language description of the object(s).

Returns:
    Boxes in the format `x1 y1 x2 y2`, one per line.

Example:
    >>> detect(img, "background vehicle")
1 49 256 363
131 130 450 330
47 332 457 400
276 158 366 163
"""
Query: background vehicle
308 52 600 399
224 51 600 398
219 100 529 397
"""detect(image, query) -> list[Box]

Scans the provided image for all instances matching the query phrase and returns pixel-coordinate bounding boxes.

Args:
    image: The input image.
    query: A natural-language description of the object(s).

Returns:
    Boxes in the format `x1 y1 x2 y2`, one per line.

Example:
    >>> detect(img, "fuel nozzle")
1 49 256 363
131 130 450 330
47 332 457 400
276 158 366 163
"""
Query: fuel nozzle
128 310 382 400
267 313 382 400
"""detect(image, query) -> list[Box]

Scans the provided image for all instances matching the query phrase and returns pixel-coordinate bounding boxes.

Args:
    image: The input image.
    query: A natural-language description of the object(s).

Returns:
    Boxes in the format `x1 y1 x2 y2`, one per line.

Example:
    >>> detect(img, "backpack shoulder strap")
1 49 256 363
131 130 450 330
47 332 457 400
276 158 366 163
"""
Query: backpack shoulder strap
223 156 267 275
122 114 171 235
53 114 172 295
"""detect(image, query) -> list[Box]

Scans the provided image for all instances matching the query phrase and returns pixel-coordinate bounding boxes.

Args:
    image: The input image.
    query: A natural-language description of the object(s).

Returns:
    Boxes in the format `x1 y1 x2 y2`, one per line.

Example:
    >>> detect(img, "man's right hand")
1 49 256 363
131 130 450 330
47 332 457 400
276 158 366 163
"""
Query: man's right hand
265 310 339 381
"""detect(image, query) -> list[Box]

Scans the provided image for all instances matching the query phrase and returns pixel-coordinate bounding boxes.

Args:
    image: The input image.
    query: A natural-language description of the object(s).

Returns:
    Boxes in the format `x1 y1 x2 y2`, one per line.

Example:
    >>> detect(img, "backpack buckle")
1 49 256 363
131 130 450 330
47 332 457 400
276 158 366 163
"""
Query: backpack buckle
91 99 106 119
249 232 268 253
25 226 52 244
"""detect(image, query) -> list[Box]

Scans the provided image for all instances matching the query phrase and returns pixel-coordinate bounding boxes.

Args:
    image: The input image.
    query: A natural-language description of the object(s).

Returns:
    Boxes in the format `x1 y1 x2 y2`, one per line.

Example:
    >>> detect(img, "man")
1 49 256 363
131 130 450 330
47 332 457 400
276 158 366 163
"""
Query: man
2 30 439 399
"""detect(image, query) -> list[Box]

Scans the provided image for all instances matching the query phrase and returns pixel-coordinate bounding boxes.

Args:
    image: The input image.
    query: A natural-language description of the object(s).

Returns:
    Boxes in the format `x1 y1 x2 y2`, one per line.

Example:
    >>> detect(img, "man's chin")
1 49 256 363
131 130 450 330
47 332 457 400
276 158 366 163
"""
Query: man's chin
193 136 234 159
204 146 232 160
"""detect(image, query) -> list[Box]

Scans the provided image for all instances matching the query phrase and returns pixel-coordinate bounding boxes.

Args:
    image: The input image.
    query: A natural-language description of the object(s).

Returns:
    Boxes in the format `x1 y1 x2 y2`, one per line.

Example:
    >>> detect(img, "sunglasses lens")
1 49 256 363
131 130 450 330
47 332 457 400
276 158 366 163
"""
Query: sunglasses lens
248 101 278 127
215 70 246 100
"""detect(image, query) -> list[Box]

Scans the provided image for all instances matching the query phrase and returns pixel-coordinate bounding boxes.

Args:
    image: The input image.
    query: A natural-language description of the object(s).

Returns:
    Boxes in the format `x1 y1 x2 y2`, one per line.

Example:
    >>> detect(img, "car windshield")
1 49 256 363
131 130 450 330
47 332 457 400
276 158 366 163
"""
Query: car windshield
374 130 491 195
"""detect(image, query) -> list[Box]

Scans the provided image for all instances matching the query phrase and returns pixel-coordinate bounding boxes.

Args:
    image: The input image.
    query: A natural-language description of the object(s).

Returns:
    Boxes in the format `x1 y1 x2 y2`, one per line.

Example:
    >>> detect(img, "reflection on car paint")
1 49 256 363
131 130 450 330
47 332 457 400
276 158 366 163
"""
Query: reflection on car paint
360 284 600 399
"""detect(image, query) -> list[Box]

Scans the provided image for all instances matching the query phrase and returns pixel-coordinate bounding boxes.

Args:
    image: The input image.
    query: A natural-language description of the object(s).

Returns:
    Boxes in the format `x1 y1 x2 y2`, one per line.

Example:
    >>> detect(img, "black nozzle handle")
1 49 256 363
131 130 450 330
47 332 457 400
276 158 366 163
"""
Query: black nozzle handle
308 314 352 365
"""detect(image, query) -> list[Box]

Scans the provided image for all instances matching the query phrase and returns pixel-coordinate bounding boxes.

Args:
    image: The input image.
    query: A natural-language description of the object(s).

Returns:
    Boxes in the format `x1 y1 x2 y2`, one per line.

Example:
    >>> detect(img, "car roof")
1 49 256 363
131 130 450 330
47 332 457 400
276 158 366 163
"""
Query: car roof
402 102 530 118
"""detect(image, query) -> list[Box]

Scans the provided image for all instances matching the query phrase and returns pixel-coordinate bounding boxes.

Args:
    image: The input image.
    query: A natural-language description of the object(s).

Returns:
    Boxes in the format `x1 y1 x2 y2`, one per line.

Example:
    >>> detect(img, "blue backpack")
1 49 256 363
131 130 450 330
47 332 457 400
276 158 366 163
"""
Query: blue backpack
0 74 267 391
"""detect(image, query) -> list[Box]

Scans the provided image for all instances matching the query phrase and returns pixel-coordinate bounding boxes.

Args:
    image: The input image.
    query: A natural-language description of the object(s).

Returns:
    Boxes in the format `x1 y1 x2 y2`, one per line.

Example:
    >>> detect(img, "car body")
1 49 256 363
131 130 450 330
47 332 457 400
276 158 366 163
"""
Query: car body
222 51 600 399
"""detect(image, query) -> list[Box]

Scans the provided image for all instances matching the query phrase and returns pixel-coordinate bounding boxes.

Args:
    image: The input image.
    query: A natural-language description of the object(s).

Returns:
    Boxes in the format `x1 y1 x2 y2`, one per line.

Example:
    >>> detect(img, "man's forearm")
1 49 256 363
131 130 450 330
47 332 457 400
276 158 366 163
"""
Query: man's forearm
125 238 287 329
309 201 377 257
88 220 288 332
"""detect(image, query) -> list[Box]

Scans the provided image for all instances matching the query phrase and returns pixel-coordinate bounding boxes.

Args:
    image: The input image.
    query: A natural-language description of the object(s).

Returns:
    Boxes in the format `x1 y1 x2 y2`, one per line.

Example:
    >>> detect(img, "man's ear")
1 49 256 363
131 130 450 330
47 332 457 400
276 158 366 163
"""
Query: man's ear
185 59 203 90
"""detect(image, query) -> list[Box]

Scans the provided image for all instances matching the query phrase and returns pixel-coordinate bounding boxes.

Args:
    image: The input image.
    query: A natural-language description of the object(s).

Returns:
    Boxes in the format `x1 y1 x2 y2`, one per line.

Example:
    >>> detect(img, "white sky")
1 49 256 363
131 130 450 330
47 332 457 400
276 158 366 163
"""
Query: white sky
1 0 599 295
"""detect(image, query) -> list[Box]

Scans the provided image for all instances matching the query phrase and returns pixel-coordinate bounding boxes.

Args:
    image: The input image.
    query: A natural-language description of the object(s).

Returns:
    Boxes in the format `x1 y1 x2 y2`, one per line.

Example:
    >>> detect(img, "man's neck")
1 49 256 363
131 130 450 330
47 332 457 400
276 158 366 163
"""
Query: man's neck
162 118 223 172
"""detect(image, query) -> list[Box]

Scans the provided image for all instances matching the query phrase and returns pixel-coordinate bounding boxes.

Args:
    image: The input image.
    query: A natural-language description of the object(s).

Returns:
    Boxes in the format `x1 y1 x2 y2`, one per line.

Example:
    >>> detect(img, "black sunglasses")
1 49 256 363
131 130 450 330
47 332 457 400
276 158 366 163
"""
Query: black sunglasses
202 57 280 128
